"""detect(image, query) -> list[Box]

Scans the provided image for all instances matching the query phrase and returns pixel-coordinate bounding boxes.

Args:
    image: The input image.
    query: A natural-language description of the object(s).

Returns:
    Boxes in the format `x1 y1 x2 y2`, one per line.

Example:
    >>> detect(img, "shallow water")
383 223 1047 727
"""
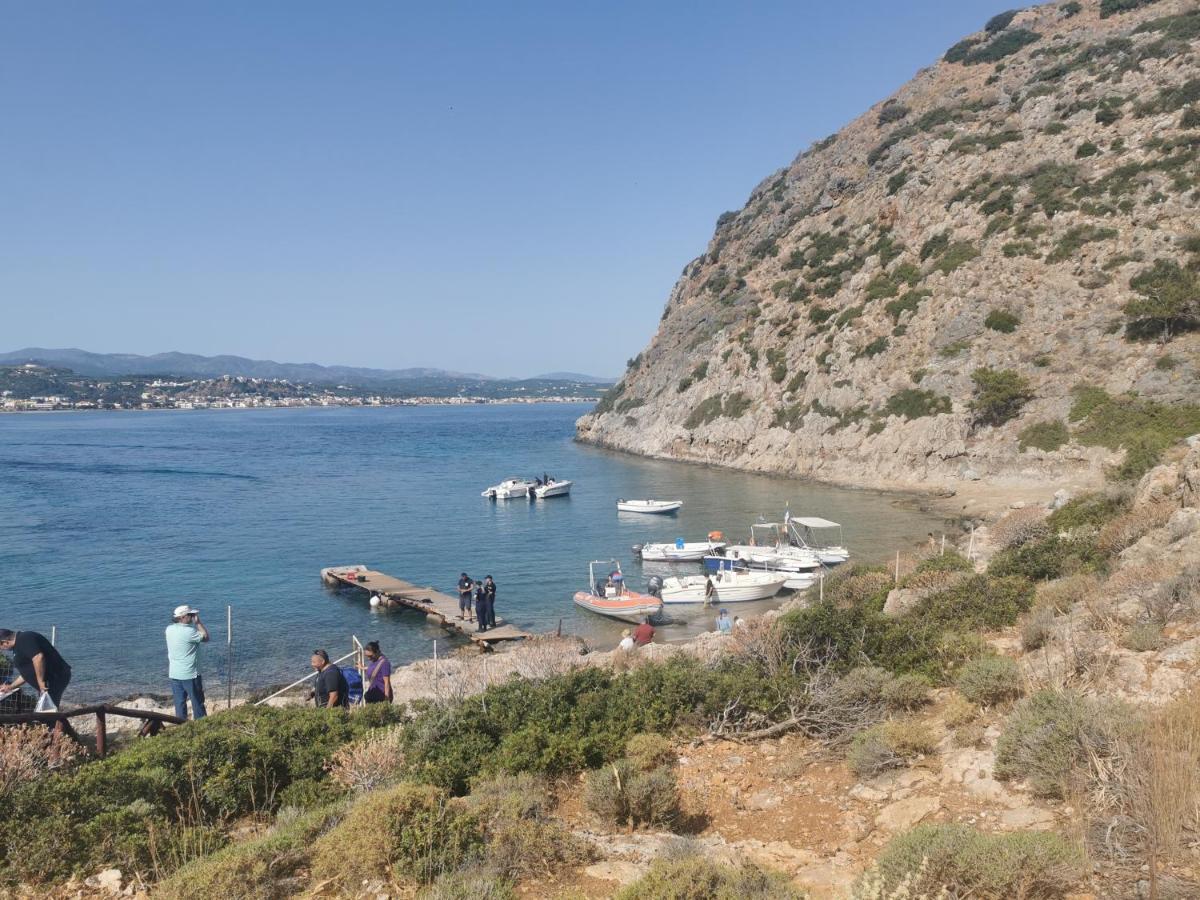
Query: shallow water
0 404 949 699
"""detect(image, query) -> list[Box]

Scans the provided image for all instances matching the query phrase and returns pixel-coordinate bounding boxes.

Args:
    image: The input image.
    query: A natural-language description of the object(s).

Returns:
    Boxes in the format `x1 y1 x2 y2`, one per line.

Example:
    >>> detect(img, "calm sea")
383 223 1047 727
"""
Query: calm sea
0 404 948 700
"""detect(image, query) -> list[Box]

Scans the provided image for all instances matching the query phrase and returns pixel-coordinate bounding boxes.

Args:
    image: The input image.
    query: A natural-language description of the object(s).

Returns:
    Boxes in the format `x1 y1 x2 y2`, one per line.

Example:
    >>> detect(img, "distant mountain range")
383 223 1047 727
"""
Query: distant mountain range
0 348 615 386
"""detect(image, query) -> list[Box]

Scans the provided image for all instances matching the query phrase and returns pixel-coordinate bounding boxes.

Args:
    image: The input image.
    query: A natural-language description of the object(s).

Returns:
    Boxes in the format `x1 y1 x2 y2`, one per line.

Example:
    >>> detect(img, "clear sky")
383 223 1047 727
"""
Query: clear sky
2 1 1008 378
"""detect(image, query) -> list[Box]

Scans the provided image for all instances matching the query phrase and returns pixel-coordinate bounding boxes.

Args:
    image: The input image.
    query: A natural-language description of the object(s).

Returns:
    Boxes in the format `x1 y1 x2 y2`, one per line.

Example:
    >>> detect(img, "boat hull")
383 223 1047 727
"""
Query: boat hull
639 542 725 562
659 572 787 604
617 500 683 515
573 590 661 623
534 480 572 498
703 556 819 590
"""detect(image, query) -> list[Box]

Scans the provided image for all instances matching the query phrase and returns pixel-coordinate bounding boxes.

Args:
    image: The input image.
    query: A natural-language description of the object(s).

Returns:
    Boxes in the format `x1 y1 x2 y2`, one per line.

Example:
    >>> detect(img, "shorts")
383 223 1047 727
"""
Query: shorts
459 592 472 612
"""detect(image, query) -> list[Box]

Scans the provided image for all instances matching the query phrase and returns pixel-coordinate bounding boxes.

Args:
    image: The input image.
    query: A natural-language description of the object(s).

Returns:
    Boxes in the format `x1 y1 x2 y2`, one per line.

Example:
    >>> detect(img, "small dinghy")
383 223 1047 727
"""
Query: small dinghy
638 532 725 562
649 569 787 604
482 477 538 499
533 478 572 499
617 499 683 515
573 559 662 623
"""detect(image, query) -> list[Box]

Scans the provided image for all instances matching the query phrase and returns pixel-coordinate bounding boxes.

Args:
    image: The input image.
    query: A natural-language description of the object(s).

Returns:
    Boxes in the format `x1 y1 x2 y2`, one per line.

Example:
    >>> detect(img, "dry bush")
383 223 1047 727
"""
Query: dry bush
1122 698 1200 900
1106 561 1171 598
1166 509 1200 543
942 695 977 728
955 656 1023 707
901 568 970 596
953 723 986 748
1120 623 1165 653
1149 563 1200 623
989 507 1050 551
1097 502 1177 557
723 616 793 678
884 720 937 757
584 760 680 830
854 862 951 899
0 724 84 794
625 733 674 772
1025 622 1115 693
829 569 895 608
1036 573 1100 614
882 674 932 711
1022 606 1057 652
847 720 935 777
419 869 516 900
508 636 586 682
326 725 406 793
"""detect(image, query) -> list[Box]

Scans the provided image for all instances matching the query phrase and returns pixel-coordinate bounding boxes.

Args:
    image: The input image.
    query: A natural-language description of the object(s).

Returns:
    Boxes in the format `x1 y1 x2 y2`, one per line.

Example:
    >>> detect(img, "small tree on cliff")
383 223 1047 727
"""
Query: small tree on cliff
969 367 1033 428
1124 260 1200 342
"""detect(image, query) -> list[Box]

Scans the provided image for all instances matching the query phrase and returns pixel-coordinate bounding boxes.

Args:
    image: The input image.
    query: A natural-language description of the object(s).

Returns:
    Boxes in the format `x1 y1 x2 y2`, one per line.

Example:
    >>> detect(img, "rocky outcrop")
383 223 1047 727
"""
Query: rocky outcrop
578 1 1200 492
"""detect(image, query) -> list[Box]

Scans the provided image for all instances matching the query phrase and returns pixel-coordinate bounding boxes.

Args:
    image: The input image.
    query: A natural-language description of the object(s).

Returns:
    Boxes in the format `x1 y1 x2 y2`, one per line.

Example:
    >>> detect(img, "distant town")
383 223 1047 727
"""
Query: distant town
0 364 605 412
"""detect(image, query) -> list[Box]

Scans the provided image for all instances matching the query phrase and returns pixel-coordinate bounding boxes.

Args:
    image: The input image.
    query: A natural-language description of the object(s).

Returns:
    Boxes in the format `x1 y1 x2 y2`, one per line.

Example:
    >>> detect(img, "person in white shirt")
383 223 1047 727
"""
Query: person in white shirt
618 629 635 651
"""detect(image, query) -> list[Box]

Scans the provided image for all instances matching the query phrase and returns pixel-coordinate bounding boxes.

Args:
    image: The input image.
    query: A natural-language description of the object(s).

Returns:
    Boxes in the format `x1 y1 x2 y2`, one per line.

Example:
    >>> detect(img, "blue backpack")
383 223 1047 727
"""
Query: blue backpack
340 666 364 705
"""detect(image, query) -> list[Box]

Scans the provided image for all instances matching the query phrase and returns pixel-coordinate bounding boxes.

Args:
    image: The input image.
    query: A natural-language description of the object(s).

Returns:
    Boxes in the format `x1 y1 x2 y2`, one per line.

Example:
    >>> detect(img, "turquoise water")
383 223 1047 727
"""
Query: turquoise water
0 404 948 699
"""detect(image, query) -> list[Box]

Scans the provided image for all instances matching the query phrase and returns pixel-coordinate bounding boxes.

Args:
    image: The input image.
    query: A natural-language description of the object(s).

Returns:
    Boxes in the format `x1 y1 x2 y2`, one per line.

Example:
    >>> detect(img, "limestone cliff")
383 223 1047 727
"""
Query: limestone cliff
577 0 1200 492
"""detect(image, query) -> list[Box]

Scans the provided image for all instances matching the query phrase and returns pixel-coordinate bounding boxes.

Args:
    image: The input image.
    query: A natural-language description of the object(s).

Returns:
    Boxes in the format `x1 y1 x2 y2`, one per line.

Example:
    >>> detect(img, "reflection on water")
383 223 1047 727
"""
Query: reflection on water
0 404 950 698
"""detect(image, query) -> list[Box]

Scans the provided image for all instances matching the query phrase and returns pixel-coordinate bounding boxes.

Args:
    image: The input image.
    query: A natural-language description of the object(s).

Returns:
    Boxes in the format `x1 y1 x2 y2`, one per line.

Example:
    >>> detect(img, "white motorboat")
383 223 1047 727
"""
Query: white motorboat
720 524 820 571
638 534 726 562
482 477 538 499
786 513 850 564
651 569 787 604
573 559 662 623
703 554 818 591
617 499 683 515
533 478 572 499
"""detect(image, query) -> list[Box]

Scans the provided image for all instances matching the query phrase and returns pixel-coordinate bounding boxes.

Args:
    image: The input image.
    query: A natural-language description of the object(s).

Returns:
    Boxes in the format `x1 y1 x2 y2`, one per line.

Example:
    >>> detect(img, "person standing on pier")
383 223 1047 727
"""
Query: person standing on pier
458 573 475 622
363 641 393 704
0 628 72 709
475 582 489 633
483 575 497 630
165 605 209 720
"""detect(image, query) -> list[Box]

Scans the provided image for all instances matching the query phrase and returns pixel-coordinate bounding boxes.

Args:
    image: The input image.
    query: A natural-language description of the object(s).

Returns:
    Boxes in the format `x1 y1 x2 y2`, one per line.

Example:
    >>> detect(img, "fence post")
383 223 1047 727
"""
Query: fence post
894 551 901 583
968 525 976 561
226 605 233 710
433 639 439 701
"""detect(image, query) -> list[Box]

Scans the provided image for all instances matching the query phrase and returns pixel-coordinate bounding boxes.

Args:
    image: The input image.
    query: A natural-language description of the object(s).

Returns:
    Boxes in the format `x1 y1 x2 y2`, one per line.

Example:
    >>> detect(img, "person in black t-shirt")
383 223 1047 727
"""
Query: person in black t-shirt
309 649 349 709
0 629 72 706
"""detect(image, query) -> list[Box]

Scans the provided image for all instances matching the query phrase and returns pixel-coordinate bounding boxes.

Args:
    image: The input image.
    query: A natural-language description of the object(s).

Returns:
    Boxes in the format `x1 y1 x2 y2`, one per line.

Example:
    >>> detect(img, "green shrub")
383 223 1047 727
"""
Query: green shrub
1101 0 1166 18
863 824 1082 898
996 690 1130 798
963 29 1042 65
856 336 890 359
955 656 1023 706
1047 491 1130 531
464 774 590 879
1124 259 1200 340
1018 420 1069 453
616 855 805 900
882 674 932 711
585 759 680 829
933 241 980 275
1075 140 1099 158
884 289 929 322
984 308 1020 333
1121 622 1165 652
1047 224 1118 263
919 231 950 261
683 395 724 429
1069 385 1200 480
985 10 1019 33
310 783 483 888
156 805 342 900
878 102 910 126
887 170 908 195
0 705 404 884
969 367 1033 426
1183 106 1200 128
884 388 951 420
988 532 1099 581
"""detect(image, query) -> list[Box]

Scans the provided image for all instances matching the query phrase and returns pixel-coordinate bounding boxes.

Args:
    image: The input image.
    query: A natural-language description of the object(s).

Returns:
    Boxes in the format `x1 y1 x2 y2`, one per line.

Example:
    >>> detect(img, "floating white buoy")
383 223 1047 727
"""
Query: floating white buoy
369 594 381 607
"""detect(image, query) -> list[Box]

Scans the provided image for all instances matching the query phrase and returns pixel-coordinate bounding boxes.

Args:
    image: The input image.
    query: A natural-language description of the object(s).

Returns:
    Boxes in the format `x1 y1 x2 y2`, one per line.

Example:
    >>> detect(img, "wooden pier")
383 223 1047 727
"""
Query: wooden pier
321 566 530 648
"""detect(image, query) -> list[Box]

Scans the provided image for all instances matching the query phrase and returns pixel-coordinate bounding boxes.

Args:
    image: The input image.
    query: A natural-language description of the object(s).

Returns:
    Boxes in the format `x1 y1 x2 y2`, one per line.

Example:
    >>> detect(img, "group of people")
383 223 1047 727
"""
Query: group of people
457 573 498 631
0 605 398 723
614 607 743 652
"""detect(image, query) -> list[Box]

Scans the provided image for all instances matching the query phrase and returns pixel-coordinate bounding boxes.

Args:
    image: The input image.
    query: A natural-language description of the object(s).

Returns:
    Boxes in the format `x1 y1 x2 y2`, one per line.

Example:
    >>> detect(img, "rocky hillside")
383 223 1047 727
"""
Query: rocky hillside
578 0 1200 493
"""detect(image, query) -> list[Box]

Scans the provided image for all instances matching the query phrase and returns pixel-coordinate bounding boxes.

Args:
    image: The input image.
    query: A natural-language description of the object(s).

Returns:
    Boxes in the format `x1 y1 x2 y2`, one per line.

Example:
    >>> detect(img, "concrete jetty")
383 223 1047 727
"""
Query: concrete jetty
320 565 530 648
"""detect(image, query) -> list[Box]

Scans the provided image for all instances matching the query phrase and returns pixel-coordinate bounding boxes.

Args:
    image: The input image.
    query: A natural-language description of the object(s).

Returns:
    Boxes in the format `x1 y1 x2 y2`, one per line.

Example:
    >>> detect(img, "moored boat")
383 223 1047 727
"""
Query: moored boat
573 559 662 623
651 569 787 604
637 534 725 562
786 513 850 564
533 478 572 499
482 477 539 499
617 499 683 515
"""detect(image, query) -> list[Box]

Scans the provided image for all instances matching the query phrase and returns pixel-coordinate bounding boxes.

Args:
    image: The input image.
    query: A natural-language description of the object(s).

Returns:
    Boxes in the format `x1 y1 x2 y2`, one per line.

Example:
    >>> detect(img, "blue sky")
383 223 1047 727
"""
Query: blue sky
2 1 1008 378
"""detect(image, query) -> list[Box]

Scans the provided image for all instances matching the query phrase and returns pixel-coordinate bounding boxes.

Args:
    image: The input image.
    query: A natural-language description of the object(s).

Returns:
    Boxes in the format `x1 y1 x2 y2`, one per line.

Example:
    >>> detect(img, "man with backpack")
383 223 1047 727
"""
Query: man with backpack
310 649 349 709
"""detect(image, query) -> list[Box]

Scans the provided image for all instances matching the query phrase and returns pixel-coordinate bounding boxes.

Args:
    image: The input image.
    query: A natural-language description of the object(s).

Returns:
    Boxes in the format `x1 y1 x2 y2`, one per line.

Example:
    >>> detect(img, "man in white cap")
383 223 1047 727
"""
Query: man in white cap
166 605 210 720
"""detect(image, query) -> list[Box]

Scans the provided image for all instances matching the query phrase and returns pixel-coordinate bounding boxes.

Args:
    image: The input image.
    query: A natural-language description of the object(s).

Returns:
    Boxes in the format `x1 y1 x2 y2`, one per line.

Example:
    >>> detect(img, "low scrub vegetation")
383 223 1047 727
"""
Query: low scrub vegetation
883 388 951 420
984 308 1020 333
1069 385 1200 480
1019 420 1069 452
616 855 805 900
969 367 1034 427
955 655 1023 706
862 824 1081 898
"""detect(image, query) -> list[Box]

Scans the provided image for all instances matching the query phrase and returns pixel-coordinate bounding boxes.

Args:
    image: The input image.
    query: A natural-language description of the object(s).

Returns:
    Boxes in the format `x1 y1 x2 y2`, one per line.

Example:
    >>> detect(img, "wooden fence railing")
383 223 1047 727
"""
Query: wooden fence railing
0 704 184 757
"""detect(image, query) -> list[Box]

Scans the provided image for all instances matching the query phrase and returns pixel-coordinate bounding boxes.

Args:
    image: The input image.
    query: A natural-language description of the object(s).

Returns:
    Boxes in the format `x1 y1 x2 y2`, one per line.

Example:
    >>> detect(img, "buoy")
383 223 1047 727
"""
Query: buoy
369 594 381 607
708 530 723 542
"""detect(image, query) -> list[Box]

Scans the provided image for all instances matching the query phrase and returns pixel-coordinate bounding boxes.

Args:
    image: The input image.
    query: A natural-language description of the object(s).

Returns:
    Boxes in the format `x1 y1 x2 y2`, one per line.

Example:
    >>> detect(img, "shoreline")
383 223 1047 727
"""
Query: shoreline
0 397 600 415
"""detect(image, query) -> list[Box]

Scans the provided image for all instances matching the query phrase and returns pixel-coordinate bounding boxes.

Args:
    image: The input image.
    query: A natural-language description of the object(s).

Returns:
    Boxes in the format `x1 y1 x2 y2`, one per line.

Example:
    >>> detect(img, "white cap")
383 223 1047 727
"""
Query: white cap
173 604 199 619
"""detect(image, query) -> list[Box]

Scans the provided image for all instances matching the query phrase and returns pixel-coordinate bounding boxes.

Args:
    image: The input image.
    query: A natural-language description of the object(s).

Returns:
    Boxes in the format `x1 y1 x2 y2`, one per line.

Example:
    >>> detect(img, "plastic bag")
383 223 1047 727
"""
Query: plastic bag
34 691 57 713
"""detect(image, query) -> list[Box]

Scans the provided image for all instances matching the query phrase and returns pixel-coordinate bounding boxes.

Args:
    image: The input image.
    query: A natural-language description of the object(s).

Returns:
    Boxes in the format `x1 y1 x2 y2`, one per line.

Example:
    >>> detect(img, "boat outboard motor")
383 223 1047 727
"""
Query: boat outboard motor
631 543 644 557
647 575 663 598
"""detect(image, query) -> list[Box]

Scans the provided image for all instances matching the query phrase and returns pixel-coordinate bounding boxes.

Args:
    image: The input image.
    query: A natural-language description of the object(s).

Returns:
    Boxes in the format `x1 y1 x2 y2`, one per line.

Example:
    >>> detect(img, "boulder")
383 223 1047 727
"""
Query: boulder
874 796 940 832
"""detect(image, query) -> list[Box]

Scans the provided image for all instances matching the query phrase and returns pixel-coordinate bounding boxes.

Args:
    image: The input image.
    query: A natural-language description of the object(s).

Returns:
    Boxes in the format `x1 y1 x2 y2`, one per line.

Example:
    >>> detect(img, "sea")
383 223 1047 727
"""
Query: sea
0 403 950 701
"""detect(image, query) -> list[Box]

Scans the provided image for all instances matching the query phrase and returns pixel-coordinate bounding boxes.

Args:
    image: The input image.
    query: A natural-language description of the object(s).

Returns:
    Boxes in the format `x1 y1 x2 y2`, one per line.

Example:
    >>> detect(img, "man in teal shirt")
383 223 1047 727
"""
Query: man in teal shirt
165 605 209 720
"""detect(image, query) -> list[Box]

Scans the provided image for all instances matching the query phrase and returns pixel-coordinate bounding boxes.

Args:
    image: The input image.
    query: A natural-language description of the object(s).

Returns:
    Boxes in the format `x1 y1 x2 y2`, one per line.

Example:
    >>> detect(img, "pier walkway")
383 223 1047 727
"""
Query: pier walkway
320 566 530 648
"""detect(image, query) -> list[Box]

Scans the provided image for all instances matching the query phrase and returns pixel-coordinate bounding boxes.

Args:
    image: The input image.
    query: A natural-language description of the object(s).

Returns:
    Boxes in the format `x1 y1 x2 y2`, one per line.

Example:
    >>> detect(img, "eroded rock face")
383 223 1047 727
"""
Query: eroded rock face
578 1 1200 493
